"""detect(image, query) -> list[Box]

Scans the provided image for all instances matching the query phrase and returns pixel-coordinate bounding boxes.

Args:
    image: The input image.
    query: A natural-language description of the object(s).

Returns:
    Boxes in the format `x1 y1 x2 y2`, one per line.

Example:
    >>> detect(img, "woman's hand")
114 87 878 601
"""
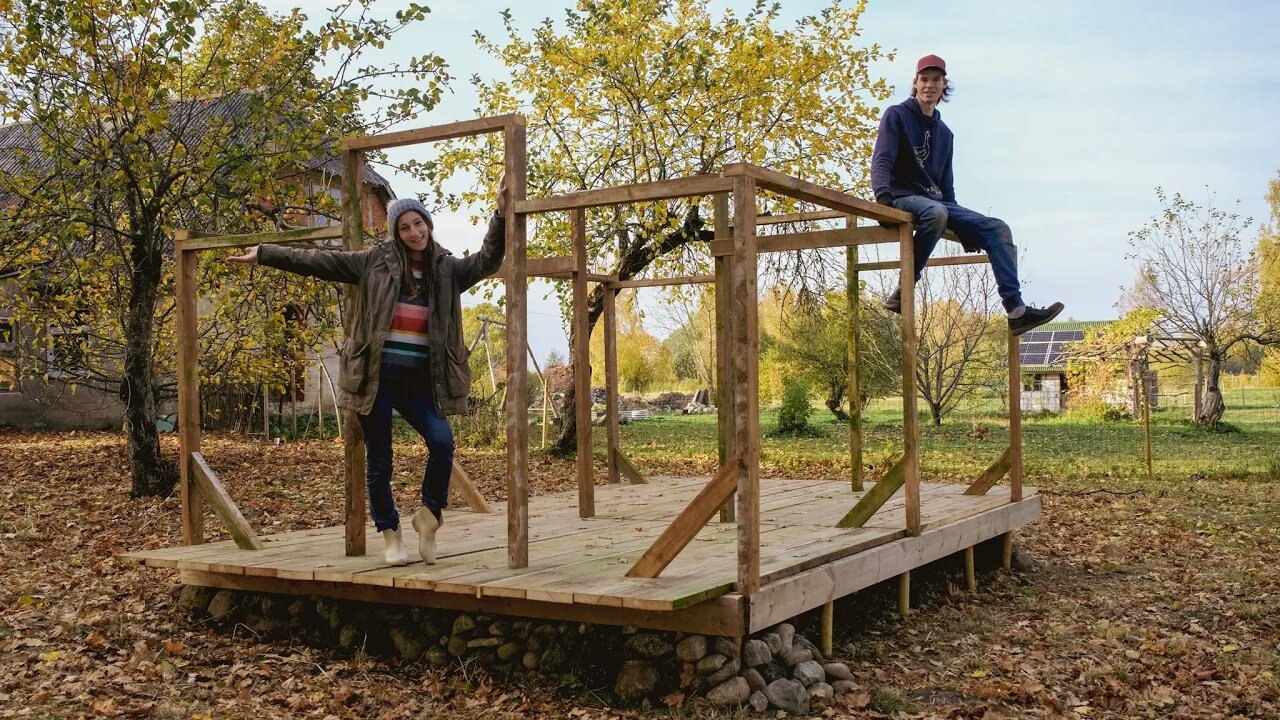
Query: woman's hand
496 172 509 216
225 246 259 265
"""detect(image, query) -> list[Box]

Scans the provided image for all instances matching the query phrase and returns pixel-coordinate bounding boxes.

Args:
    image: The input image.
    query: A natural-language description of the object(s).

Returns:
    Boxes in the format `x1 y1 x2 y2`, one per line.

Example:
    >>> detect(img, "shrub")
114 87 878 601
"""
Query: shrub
773 379 814 437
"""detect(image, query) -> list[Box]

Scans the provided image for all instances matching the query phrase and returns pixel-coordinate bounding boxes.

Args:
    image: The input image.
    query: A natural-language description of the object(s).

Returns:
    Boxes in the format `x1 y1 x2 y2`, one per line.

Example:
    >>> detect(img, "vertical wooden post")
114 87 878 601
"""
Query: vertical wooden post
846 216 862 491
898 223 921 536
262 383 270 442
1002 532 1014 570
341 149 367 556
898 571 910 618
1008 331 1023 503
571 208 594 517
504 118 530 569
964 546 976 591
175 238 203 545
1141 351 1153 482
732 178 760 594
820 601 834 656
541 380 549 450
604 286 620 484
713 192 735 522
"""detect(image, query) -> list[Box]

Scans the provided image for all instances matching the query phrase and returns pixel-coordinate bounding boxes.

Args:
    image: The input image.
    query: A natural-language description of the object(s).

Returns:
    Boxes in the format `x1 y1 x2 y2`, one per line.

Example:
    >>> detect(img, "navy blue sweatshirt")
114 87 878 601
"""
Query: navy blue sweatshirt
870 97 955 204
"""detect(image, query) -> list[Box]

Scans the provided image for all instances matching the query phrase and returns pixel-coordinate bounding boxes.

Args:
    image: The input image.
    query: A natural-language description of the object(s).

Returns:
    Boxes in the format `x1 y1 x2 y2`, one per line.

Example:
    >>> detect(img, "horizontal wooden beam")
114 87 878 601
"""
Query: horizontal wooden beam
963 447 1013 496
748 496 1043 633
856 254 989 272
180 570 745 637
626 461 737 578
615 449 649 485
722 163 911 225
190 452 263 550
527 256 573 277
710 227 886 256
178 225 346 252
610 274 715 289
835 457 905 529
749 209 848 227
517 175 736 215
342 114 523 151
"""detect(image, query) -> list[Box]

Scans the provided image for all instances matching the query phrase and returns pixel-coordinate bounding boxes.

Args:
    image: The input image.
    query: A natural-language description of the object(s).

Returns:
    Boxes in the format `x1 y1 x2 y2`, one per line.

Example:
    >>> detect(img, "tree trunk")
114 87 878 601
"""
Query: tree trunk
552 208 711 457
824 383 849 423
929 401 943 426
1196 354 1226 425
124 231 177 497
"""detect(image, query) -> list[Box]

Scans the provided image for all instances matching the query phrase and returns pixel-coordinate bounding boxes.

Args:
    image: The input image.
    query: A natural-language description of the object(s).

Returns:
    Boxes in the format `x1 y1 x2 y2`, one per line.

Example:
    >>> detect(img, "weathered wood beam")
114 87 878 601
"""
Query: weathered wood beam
835 457 906 528
571 208 594 518
189 453 263 551
857 254 989 272
722 163 911 225
341 114 521 151
516 175 735 214
963 447 1014 496
177 225 345 252
341 150 367 557
174 239 202 545
626 461 738 578
449 461 493 513
609 274 715 289
615 449 648 485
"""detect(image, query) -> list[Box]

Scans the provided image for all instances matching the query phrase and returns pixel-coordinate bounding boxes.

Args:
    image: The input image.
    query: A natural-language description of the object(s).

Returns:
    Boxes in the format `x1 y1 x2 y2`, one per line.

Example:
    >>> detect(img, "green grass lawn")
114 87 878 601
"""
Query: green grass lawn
604 398 1280 490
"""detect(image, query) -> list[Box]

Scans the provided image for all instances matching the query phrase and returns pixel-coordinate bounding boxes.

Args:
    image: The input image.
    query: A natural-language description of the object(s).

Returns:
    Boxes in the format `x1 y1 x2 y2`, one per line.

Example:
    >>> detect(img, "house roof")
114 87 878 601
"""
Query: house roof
0 90 393 192
1020 320 1112 373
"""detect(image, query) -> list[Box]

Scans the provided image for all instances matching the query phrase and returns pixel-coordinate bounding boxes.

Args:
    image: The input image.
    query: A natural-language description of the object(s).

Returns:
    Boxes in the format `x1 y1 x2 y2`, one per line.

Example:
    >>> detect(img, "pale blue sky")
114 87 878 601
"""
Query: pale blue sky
270 0 1280 363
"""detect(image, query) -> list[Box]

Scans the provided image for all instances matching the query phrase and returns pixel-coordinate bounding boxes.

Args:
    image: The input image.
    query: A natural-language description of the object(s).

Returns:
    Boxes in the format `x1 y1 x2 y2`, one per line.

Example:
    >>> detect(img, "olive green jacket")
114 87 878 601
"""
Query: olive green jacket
258 214 505 416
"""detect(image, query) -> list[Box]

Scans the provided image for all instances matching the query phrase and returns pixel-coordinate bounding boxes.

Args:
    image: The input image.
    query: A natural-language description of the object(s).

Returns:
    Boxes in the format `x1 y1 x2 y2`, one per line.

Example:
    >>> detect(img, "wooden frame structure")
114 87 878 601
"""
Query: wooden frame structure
152 115 1038 640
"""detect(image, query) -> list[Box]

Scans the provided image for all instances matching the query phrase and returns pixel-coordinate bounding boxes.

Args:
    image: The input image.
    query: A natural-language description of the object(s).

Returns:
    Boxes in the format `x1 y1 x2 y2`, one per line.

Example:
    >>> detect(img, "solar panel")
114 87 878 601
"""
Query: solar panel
1022 331 1053 342
1018 328 1090 367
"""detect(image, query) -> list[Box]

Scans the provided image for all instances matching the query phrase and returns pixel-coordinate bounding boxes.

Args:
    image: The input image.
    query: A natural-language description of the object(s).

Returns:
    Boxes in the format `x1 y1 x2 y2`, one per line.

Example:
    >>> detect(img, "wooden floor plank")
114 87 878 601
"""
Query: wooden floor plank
121 479 1042 617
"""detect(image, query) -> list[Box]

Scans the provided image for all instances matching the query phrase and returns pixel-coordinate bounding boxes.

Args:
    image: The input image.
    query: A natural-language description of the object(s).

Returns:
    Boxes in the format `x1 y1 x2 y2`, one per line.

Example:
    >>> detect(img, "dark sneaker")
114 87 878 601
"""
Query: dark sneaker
1009 302 1064 336
882 287 902 315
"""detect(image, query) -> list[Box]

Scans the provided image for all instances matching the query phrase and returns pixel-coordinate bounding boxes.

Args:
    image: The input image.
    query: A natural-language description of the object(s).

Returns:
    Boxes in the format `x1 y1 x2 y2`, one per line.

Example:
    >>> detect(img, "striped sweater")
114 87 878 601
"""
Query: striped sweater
381 260 430 367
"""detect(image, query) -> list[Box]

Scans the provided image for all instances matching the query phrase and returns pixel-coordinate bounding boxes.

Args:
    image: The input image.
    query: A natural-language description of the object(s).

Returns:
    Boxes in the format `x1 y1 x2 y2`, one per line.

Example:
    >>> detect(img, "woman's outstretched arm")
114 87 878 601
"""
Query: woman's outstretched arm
226 243 373 284
454 174 509 292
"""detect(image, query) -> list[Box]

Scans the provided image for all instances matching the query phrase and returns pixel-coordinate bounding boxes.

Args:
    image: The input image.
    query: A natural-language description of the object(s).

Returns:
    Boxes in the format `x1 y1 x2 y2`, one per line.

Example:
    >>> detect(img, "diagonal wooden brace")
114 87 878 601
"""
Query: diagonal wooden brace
963 447 1014 496
190 452 263 550
614 449 648 485
835 456 905 529
626 460 738 578
450 461 494 513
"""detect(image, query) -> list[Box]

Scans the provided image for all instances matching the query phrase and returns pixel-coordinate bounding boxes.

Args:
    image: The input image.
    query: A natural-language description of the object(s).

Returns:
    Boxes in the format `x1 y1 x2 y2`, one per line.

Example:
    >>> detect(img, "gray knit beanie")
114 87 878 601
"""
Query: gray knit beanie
386 197 433 238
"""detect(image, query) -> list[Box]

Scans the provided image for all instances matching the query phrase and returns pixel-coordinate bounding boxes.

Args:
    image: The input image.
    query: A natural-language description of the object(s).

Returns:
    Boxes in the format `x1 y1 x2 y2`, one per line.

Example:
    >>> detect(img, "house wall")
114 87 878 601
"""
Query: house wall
1020 372 1063 414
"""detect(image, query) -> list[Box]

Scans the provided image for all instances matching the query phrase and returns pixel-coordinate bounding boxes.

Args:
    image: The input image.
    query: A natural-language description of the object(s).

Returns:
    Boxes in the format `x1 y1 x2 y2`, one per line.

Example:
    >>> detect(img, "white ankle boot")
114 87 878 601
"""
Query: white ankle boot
382 528 409 566
411 507 441 564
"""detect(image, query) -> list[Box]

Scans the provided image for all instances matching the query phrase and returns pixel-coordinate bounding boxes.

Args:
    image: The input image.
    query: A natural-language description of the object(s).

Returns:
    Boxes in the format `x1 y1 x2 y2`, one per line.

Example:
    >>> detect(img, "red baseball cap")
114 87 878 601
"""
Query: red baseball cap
916 54 946 74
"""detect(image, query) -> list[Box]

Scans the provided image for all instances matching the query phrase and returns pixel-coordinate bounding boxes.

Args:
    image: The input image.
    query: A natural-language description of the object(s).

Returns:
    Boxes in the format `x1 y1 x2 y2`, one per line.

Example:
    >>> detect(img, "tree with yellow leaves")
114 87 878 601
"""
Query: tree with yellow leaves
424 0 893 455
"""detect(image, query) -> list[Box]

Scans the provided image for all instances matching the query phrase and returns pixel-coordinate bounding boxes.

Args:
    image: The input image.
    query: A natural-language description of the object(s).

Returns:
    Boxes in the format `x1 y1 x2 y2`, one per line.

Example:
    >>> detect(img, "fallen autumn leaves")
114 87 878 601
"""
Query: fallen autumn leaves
1 429 1277 718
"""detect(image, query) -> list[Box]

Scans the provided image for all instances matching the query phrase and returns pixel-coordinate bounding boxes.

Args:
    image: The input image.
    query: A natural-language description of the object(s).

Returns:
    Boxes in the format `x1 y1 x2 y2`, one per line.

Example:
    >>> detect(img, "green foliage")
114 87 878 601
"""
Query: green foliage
0 1 446 489
764 285 900 419
771 379 819 438
1064 399 1133 424
424 0 892 316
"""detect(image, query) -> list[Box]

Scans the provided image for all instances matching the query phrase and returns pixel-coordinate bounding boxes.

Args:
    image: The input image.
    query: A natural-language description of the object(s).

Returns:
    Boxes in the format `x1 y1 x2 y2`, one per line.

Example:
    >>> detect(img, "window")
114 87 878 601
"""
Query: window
47 324 89 379
308 183 345 228
1022 374 1044 392
0 317 12 351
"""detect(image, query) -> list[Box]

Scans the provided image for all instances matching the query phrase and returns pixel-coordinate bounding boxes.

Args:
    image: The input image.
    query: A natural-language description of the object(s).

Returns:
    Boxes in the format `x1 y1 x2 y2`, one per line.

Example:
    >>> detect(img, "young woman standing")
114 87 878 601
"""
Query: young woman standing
227 176 508 565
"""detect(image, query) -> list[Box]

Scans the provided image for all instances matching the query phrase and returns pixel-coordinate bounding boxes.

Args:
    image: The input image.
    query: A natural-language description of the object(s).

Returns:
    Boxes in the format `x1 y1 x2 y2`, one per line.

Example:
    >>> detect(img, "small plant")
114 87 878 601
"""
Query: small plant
1065 399 1132 423
1267 456 1280 482
771 379 818 437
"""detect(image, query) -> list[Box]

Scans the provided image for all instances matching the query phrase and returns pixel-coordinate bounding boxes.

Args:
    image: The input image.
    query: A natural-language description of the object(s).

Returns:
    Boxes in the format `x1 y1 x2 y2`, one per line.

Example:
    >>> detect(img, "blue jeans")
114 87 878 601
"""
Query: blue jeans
890 195 1024 312
358 363 455 532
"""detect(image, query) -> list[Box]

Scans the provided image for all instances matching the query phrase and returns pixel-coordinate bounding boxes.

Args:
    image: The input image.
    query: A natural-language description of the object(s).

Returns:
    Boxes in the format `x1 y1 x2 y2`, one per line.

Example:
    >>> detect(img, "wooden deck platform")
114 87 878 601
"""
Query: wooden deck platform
121 477 1040 637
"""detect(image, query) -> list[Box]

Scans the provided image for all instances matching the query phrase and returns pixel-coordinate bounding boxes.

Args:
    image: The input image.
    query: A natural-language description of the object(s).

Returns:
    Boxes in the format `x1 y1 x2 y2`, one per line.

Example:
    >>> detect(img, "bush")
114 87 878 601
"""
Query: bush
1065 400 1132 423
773 379 814 437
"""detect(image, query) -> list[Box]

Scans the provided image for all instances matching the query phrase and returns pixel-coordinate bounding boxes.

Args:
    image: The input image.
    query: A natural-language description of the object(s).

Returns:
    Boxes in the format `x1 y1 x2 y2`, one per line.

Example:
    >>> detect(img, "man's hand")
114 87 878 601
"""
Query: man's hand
225 246 259 265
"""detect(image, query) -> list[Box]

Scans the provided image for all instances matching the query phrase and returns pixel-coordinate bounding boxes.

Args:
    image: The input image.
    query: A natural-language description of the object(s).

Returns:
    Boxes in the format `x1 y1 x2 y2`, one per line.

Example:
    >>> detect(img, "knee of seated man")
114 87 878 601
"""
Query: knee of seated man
918 204 948 230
